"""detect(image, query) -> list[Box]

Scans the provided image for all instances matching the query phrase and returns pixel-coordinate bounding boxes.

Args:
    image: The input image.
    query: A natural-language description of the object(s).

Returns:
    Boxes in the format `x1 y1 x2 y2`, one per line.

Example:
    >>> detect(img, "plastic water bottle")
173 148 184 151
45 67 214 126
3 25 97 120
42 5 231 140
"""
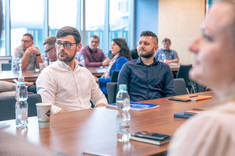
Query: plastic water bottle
16 56 22 73
80 55 85 67
43 55 49 67
12 59 17 71
15 76 28 128
116 84 131 142
161 53 166 63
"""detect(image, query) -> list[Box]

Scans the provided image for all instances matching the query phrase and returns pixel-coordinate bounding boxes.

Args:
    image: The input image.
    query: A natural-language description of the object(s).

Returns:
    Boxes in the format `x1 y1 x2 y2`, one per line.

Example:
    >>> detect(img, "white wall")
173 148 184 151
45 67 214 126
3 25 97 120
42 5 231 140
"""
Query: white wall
158 0 205 64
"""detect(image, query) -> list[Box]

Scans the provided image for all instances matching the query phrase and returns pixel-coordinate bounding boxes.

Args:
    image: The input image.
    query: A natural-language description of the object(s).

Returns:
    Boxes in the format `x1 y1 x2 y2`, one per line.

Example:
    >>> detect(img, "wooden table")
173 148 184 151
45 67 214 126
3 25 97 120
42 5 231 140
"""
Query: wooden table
0 67 106 82
0 71 40 82
169 64 180 72
1 91 216 156
87 66 107 77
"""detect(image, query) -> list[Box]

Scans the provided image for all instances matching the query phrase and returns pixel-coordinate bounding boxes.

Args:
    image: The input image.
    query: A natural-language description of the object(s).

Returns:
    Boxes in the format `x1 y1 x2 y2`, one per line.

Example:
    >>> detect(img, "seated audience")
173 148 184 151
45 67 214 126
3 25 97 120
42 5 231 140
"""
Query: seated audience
168 0 235 155
154 38 179 64
13 33 43 71
25 36 58 93
94 38 131 97
77 35 110 67
118 31 175 101
36 26 107 114
43 36 57 63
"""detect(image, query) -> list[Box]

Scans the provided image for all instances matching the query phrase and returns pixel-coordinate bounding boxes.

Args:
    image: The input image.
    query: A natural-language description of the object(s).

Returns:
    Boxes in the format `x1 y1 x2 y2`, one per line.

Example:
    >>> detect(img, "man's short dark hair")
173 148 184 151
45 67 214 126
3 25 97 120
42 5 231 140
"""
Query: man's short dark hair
43 36 56 45
90 35 99 42
140 31 158 45
56 26 81 44
162 38 171 45
23 33 34 41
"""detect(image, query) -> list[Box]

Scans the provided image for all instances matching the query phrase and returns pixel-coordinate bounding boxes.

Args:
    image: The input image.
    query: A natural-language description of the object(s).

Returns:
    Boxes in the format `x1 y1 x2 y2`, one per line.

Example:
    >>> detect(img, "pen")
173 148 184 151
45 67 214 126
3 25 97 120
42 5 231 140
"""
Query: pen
83 151 111 156
189 95 198 98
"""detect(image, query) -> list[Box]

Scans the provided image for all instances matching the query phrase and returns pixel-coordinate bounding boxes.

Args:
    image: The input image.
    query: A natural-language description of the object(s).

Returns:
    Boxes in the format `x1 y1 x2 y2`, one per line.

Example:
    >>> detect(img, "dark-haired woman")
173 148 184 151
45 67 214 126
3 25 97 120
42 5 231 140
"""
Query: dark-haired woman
94 38 131 98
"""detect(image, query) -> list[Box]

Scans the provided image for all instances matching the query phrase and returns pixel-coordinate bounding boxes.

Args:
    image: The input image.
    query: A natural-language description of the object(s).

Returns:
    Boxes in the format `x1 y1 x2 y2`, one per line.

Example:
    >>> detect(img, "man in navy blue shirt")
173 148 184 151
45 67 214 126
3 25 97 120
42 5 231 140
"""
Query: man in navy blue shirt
118 31 175 101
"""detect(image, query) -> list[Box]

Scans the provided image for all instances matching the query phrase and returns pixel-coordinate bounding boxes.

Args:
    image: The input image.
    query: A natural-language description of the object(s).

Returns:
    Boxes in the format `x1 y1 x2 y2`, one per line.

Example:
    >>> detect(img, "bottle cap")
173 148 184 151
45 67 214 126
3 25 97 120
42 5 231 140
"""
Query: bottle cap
119 84 127 91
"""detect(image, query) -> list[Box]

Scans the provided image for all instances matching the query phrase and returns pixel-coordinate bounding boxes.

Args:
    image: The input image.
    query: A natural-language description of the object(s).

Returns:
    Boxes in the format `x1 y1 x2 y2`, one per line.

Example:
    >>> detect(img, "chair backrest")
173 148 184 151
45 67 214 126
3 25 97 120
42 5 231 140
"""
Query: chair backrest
195 82 207 93
0 94 42 121
107 82 118 103
1 63 11 71
176 64 192 87
174 78 189 95
111 70 120 82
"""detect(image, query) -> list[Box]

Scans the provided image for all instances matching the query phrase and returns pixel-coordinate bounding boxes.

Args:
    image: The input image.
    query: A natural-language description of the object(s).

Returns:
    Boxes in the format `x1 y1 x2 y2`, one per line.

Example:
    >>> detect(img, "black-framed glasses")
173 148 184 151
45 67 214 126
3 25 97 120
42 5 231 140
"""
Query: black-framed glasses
56 42 76 50
45 46 55 53
21 40 32 43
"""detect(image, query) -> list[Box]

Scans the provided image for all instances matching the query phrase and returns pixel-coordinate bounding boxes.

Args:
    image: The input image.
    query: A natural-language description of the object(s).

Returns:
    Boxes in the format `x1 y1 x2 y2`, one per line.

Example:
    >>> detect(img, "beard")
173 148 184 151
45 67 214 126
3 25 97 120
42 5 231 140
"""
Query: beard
58 50 76 63
138 47 155 58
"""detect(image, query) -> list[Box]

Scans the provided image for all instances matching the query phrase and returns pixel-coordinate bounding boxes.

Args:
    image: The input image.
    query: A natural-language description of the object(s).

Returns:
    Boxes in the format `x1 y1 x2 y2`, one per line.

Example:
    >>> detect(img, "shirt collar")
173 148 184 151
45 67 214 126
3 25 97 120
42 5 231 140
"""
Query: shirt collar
88 46 97 53
136 57 158 65
58 60 80 71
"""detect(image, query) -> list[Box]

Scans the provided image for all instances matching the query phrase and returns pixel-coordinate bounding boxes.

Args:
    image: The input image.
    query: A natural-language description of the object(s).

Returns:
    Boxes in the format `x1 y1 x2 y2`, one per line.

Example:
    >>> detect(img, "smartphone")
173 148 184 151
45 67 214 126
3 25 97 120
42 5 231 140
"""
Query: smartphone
133 131 170 141
168 97 191 102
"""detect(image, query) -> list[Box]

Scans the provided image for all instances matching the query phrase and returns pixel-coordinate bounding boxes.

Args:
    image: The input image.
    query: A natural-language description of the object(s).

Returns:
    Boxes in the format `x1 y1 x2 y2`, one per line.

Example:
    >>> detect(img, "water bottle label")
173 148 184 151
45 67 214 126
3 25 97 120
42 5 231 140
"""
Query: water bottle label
118 121 130 133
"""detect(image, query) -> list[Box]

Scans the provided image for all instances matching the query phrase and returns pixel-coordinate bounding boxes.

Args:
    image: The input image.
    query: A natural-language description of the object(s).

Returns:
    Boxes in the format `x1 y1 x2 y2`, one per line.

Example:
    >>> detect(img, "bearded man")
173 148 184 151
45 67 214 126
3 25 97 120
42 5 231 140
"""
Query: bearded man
118 31 175 101
36 26 107 114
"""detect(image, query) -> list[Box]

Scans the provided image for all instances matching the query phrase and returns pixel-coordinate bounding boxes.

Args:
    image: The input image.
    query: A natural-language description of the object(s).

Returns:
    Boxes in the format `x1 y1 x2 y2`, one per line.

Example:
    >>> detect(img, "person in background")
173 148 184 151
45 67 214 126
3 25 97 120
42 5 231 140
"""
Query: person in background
118 31 175 101
77 35 110 67
13 33 43 71
0 1 55 155
25 36 58 92
37 26 107 114
168 0 235 155
43 36 57 63
154 38 179 64
94 38 131 97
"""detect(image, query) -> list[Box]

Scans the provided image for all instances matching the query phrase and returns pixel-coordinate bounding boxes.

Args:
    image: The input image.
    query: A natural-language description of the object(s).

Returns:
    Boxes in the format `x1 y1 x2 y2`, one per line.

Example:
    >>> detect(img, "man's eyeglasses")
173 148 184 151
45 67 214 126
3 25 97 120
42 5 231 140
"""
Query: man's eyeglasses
45 46 55 53
21 40 32 43
56 42 76 50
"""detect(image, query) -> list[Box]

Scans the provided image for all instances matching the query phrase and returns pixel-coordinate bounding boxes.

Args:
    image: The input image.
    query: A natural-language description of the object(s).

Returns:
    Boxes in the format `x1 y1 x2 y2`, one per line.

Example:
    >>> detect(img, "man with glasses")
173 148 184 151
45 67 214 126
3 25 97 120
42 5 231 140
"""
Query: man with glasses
36 26 107 114
13 33 43 71
77 35 110 67
43 36 57 63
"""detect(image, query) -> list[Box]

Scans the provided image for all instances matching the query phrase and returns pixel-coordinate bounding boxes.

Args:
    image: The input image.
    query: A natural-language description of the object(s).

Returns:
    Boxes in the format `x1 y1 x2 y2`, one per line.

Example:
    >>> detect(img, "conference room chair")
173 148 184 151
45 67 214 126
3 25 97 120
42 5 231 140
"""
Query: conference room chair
107 82 118 103
194 82 211 93
1 63 11 71
111 70 120 82
0 94 41 121
176 64 196 93
174 78 189 95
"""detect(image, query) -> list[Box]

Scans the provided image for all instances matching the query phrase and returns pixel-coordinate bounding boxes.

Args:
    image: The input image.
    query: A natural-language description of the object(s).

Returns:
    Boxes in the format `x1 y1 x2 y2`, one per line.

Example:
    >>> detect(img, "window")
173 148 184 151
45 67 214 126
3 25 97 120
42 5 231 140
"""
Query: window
10 0 44 55
85 0 105 50
0 0 5 56
0 0 133 58
109 0 129 50
49 0 78 36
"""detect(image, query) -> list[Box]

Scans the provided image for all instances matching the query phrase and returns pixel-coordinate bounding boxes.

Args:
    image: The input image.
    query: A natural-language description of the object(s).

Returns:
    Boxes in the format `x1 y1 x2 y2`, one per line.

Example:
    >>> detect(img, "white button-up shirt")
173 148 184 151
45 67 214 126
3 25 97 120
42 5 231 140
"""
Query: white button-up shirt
36 60 107 114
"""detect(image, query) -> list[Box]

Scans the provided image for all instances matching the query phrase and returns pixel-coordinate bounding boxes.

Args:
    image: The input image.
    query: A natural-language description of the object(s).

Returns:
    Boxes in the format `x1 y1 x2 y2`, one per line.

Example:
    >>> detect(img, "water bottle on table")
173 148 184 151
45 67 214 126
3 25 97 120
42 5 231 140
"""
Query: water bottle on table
80 55 85 67
16 56 22 74
161 53 166 63
43 55 49 67
116 84 131 142
15 76 28 128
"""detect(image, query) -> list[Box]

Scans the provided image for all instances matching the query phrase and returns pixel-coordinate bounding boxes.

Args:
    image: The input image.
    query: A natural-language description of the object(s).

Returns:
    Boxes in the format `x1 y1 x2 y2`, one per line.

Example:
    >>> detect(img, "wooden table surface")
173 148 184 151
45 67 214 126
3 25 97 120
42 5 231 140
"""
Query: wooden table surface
0 67 107 82
0 71 41 82
1 91 216 156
